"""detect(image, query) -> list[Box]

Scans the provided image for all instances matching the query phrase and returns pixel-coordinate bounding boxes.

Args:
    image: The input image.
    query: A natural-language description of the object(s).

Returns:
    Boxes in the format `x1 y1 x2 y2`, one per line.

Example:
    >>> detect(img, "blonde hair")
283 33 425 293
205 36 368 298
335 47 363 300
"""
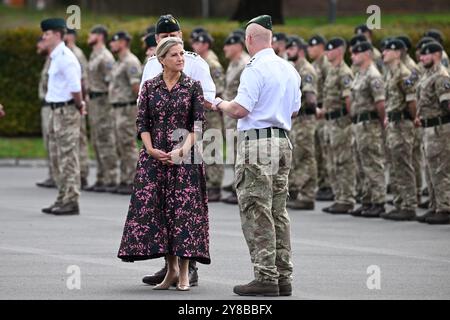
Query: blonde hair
156 37 184 64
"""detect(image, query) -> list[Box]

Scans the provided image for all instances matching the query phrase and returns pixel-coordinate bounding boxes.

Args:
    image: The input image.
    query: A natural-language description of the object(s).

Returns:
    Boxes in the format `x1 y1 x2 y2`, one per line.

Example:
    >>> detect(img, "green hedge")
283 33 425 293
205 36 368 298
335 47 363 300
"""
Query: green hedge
1 25 450 136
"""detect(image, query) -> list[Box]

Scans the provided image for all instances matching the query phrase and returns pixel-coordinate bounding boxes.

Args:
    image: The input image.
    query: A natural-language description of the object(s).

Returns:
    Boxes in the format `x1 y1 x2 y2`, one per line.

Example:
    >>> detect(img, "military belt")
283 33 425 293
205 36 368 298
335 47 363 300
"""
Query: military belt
325 106 348 121
421 115 450 128
89 91 108 99
299 108 316 116
48 99 75 110
112 102 136 108
243 127 287 140
387 110 413 122
352 111 379 124
41 100 49 108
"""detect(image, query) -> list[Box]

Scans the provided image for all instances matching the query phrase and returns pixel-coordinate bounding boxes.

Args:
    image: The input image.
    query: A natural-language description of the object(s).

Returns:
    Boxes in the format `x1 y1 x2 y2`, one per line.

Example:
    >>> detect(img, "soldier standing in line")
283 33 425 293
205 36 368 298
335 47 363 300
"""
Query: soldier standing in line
354 24 383 73
415 42 450 225
321 38 356 214
307 35 335 202
272 32 288 60
285 36 319 211
191 31 226 202
35 36 56 189
143 32 157 62
84 25 119 193
65 28 90 189
39 18 85 216
108 31 142 195
423 29 450 71
380 39 418 221
350 41 387 218
221 33 250 205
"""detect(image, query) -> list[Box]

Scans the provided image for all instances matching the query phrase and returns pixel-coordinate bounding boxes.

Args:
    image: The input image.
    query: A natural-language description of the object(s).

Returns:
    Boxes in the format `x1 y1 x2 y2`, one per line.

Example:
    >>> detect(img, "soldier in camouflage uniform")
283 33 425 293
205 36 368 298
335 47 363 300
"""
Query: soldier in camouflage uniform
221 33 250 204
191 31 225 201
415 42 450 225
423 29 450 72
285 36 318 211
109 31 142 195
354 24 384 73
272 32 288 60
212 15 300 297
84 25 119 193
380 39 418 221
65 28 90 189
350 41 387 218
321 38 356 214
307 35 335 201
35 36 56 189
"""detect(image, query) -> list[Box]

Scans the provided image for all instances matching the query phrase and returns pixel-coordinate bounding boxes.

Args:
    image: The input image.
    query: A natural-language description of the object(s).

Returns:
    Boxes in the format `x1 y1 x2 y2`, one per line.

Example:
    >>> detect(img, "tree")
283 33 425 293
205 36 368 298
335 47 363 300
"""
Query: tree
231 0 284 25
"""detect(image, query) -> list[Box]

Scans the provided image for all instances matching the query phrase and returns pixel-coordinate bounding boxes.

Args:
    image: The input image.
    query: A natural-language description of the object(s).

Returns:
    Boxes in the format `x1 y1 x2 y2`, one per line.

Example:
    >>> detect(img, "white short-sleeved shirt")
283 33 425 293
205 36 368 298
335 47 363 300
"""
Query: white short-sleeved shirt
234 48 302 132
45 42 82 103
140 51 216 103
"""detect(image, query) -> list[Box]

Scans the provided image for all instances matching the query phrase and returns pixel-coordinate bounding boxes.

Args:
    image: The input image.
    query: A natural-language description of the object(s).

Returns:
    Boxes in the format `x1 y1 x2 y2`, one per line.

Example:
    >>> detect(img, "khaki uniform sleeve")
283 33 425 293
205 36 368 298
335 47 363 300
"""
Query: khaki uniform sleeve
435 75 450 102
211 62 225 96
401 73 417 102
340 70 353 98
302 70 318 95
126 59 143 85
370 75 385 102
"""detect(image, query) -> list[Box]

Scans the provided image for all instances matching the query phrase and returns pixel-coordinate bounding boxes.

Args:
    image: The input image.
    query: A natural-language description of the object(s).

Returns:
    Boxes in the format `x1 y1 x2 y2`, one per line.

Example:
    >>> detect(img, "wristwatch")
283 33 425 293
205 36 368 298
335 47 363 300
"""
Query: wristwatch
213 97 223 109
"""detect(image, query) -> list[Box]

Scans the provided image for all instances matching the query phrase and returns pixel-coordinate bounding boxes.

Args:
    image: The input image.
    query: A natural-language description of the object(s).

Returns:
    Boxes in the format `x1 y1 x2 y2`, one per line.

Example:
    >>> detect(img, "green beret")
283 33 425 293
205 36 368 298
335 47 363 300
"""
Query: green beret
416 37 436 50
354 24 371 35
351 41 373 53
40 18 66 32
144 33 157 48
396 35 411 49
308 35 326 46
326 37 346 51
272 32 287 42
224 34 244 46
245 15 272 31
385 39 406 51
423 29 444 44
156 14 180 34
420 42 443 55
286 36 307 50
349 34 367 47
192 31 213 45
90 25 108 39
111 31 131 42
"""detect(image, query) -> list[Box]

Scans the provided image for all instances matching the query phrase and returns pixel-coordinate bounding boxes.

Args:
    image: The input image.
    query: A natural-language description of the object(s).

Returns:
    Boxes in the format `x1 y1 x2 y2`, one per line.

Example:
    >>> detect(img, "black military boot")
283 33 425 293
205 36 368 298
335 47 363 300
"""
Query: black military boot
383 209 416 221
426 211 450 225
316 187 335 201
81 177 89 191
117 184 133 195
380 208 398 219
208 188 221 202
350 203 371 217
142 263 169 286
361 203 385 218
323 202 354 214
222 184 234 192
278 280 292 296
41 202 61 214
102 183 118 193
36 178 56 188
51 202 80 215
422 187 429 197
418 199 430 209
84 182 104 192
287 199 314 210
233 280 279 297
416 209 435 223
222 192 238 204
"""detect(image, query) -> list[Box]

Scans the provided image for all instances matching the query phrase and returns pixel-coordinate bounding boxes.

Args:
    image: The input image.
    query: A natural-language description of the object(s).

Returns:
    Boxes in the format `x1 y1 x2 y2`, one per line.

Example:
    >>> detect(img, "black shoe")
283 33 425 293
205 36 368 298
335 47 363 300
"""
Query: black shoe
382 209 416 221
387 199 394 206
279 281 292 296
222 184 234 192
426 211 450 225
51 202 80 215
323 202 354 214
380 208 398 219
81 178 89 190
116 184 133 195
418 200 430 209
422 187 429 197
288 190 299 201
84 182 104 192
188 262 199 287
142 265 168 286
361 204 385 218
41 202 61 214
36 178 56 189
351 204 371 217
386 183 394 194
316 187 335 201
222 192 238 205
101 183 118 193
233 280 279 297
287 200 314 210
208 188 221 202
416 209 435 223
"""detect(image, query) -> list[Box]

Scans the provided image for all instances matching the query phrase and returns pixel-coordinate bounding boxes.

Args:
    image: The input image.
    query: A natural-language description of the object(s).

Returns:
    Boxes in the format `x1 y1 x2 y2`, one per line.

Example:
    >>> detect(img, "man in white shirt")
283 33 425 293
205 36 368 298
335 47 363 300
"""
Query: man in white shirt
212 15 301 297
141 14 216 289
40 18 85 216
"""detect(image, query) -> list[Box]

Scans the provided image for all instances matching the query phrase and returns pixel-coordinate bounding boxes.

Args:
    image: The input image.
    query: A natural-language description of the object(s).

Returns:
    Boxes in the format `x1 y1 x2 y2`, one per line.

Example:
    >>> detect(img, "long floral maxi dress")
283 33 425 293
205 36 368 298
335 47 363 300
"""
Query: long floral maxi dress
117 72 210 265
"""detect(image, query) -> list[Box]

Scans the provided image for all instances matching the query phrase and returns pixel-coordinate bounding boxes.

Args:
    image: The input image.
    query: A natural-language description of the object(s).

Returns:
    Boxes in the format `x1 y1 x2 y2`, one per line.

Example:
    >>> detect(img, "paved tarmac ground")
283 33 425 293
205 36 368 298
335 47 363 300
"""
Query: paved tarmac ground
0 166 449 300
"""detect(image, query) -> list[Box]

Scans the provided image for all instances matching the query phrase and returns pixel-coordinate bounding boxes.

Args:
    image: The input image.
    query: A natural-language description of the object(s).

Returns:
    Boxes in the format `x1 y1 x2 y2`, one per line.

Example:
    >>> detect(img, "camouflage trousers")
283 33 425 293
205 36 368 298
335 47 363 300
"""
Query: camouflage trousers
328 117 356 205
79 115 89 181
353 120 386 204
235 134 293 284
88 96 118 185
288 115 317 202
315 118 333 190
113 104 138 185
354 139 364 198
386 120 417 210
423 123 450 213
48 104 81 205
224 114 238 190
412 128 424 197
204 110 224 189
41 105 54 181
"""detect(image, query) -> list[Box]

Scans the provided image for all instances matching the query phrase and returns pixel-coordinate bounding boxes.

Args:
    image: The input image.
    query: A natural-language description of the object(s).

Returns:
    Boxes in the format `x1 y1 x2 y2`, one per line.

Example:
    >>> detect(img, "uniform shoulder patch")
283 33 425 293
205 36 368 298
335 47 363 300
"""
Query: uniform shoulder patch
372 78 383 90
304 74 313 83
342 74 352 86
185 51 199 58
129 66 139 75
443 79 450 90
442 59 449 68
